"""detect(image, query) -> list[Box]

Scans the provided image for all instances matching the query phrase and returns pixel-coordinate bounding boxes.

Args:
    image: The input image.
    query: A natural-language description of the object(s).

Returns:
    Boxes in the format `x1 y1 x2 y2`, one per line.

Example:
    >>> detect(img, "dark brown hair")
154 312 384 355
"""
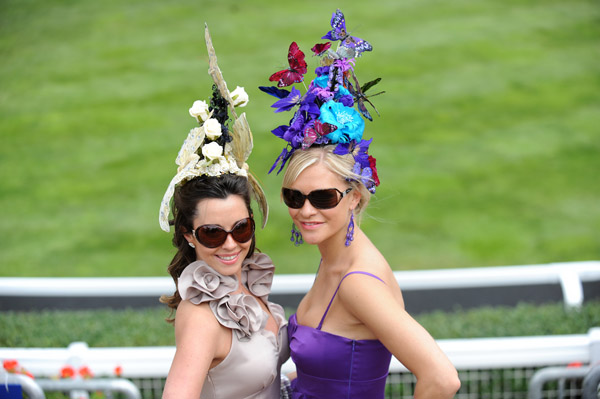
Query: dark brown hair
160 174 256 322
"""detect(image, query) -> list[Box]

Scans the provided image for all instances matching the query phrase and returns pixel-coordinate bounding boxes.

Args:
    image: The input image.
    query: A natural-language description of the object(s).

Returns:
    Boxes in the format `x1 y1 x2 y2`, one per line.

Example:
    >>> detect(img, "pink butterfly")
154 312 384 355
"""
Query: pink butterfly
311 42 332 56
302 120 337 150
269 42 308 87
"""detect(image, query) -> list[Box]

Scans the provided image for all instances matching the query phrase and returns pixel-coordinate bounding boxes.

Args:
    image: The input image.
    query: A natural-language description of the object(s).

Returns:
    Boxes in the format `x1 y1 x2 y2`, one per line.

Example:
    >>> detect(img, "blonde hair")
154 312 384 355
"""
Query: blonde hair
282 146 372 217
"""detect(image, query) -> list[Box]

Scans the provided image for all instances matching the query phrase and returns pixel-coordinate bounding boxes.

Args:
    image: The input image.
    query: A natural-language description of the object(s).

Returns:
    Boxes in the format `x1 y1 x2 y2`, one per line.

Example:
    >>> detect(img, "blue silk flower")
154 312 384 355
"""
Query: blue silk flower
318 100 364 143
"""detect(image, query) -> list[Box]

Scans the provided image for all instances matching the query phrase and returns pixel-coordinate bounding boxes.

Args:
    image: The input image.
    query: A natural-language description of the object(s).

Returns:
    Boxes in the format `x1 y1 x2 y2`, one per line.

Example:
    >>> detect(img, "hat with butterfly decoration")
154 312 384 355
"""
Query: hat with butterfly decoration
260 9 384 193
159 24 269 232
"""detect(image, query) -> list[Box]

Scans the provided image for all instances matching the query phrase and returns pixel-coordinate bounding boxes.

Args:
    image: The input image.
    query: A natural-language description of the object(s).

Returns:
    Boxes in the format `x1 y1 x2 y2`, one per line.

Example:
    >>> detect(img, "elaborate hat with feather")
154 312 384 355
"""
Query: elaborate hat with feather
159 24 268 232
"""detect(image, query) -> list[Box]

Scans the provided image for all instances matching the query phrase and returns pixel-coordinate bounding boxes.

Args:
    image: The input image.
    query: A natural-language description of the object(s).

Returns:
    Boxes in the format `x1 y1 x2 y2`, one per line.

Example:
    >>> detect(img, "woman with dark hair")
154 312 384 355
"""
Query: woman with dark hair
158 27 288 399
260 9 460 399
160 174 257 307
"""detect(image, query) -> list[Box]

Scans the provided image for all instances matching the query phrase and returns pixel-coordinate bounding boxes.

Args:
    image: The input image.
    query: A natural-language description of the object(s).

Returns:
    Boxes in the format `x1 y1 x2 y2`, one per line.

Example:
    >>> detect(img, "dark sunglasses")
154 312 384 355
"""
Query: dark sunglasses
282 187 353 210
192 217 255 248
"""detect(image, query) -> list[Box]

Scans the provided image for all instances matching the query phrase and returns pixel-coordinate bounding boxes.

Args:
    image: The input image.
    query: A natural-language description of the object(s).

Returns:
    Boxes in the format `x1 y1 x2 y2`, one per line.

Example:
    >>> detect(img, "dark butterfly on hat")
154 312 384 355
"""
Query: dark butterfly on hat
347 72 385 121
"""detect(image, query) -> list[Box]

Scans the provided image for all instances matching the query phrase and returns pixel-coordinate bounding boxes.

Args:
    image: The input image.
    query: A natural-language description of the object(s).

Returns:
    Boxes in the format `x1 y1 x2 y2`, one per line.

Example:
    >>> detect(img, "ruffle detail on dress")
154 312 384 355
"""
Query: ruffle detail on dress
177 253 277 339
242 252 275 300
210 293 264 340
178 261 238 304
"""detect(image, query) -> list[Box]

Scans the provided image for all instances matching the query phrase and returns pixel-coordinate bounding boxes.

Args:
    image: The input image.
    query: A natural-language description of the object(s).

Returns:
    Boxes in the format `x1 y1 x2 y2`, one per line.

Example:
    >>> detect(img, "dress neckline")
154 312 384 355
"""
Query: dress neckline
178 252 287 340
291 271 386 343
290 313 383 344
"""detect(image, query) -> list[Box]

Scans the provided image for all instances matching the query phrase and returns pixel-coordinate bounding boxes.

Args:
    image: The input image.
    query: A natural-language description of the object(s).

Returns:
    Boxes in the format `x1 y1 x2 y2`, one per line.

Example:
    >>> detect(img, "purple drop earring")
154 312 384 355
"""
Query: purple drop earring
291 223 303 246
345 213 355 247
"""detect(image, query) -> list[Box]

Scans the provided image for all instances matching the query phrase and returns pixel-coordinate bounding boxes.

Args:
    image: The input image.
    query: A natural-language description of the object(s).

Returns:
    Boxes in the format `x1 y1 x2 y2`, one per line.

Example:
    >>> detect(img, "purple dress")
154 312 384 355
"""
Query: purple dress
288 271 392 399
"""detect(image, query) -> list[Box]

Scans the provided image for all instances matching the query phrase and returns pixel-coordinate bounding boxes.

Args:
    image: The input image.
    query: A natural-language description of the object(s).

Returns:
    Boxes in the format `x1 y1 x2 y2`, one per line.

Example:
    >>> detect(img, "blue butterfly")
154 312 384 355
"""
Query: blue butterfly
258 86 290 99
322 9 373 58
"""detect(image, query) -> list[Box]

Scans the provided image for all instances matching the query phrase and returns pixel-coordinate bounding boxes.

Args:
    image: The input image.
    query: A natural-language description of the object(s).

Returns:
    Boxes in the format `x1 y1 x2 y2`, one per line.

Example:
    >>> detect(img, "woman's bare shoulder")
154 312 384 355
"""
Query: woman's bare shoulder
348 243 395 281
343 245 404 306
174 300 221 332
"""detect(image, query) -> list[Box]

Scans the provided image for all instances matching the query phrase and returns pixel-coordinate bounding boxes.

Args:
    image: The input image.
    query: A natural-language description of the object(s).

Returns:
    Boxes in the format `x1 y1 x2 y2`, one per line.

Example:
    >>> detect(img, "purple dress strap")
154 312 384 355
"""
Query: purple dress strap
316 271 385 330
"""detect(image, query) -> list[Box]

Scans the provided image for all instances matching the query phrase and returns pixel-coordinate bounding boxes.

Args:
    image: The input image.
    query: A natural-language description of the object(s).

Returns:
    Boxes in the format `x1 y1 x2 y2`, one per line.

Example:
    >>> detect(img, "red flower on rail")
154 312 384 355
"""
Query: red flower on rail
4 359 34 379
3 359 18 372
79 366 94 379
60 365 76 379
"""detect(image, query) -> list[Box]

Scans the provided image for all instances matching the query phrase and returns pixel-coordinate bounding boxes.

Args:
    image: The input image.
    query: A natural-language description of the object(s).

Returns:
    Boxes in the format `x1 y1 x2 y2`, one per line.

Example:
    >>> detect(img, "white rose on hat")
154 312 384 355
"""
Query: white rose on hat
189 100 211 122
203 118 223 140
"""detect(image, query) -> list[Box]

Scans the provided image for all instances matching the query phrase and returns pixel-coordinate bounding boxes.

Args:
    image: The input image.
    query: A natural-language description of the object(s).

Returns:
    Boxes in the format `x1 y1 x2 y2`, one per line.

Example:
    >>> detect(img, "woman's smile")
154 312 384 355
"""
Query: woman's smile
215 251 241 264
300 221 324 230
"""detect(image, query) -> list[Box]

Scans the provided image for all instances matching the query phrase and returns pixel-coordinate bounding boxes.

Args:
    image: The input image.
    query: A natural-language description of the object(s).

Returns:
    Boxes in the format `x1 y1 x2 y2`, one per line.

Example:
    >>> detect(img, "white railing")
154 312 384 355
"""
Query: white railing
527 366 599 399
0 371 142 399
1 261 599 310
1 328 599 379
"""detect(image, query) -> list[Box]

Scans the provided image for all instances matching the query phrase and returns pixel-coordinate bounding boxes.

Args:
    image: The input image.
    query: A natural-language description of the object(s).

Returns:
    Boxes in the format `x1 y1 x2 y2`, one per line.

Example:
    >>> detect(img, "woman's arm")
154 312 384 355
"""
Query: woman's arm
339 274 461 399
162 300 225 399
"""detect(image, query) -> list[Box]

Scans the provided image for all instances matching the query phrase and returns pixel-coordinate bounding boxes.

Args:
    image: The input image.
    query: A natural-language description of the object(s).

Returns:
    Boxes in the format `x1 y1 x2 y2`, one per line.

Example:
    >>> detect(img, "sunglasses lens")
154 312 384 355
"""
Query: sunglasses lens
231 218 255 243
282 188 305 209
194 218 255 248
308 189 340 209
282 188 343 210
196 225 228 248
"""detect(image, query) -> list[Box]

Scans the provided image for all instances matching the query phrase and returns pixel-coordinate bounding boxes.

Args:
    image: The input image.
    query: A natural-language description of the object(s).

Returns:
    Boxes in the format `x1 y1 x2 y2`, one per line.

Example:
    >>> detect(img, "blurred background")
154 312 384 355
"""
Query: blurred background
1 0 599 279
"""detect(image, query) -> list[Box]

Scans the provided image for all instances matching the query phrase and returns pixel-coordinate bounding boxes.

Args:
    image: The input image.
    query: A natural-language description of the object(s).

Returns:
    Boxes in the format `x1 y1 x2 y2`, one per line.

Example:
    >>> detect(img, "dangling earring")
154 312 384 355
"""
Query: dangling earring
290 223 303 246
345 213 355 247
188 242 196 249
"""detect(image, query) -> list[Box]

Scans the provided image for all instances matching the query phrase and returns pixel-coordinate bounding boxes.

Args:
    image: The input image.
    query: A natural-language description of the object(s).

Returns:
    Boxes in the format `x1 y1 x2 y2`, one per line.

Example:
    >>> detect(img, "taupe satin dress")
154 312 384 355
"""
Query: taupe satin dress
178 253 289 399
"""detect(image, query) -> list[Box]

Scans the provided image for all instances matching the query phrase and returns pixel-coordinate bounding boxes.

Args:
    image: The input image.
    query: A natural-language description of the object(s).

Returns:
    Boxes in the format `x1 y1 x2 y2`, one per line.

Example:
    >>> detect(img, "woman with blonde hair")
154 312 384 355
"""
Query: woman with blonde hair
261 9 461 399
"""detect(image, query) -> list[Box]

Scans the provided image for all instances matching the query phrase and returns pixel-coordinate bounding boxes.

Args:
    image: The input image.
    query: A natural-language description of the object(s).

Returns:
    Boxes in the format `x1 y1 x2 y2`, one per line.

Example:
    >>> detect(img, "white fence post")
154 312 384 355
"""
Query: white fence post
589 327 600 365
559 269 584 310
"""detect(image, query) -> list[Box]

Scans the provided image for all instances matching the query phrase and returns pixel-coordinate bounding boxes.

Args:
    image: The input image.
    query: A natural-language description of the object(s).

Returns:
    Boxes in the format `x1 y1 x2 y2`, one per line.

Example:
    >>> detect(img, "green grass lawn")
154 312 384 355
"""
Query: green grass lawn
1 0 598 277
